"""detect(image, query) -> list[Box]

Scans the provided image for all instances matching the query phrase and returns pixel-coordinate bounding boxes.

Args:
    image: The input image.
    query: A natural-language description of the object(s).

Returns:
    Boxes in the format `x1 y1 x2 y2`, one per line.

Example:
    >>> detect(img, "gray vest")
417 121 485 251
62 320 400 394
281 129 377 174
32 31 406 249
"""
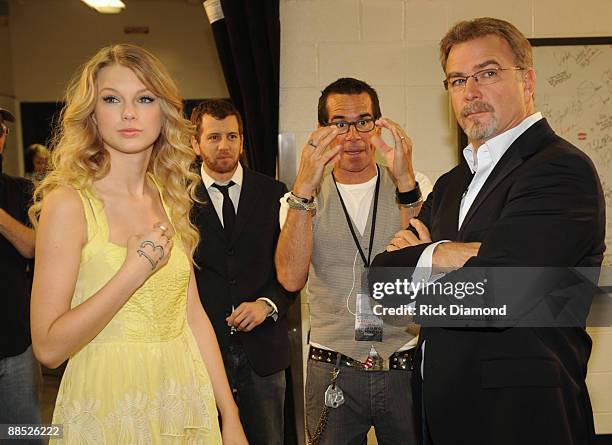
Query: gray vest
307 166 416 360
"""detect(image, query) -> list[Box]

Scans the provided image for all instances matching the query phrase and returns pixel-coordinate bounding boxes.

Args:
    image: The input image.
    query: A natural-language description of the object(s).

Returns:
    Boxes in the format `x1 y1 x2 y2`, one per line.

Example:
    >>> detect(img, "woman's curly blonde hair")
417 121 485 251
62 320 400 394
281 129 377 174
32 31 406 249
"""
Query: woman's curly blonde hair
29 43 200 259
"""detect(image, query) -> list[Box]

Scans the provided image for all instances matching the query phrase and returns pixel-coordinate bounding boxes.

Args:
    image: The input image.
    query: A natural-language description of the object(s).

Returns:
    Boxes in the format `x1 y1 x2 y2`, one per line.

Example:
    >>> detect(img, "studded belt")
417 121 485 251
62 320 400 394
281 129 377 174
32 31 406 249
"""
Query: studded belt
308 346 414 371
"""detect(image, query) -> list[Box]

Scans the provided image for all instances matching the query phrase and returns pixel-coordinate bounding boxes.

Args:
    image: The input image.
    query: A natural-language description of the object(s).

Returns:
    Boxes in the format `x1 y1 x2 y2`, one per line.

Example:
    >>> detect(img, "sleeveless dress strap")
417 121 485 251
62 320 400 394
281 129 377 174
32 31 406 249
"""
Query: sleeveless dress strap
75 187 106 263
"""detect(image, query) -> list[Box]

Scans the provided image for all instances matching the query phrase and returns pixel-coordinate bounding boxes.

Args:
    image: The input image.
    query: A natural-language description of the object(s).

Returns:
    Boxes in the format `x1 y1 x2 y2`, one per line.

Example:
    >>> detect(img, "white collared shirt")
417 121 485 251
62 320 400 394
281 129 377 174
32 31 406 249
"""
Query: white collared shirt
200 163 243 227
458 112 543 229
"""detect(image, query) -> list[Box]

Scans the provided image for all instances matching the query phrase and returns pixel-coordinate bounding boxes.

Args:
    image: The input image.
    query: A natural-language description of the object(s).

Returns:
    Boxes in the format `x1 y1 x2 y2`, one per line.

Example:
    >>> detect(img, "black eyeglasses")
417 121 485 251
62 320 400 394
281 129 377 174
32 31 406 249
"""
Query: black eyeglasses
325 117 376 134
444 67 524 92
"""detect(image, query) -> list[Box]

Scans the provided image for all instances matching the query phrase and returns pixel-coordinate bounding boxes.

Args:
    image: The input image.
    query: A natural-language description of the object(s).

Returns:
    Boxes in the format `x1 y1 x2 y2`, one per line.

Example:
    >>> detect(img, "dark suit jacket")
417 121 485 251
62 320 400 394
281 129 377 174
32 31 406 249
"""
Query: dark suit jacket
193 167 295 376
372 119 605 445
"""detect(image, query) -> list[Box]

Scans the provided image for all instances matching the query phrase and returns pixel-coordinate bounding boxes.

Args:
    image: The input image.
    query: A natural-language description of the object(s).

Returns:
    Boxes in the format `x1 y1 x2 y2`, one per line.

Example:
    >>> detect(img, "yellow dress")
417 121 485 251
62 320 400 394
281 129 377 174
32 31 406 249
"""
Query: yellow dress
51 185 222 445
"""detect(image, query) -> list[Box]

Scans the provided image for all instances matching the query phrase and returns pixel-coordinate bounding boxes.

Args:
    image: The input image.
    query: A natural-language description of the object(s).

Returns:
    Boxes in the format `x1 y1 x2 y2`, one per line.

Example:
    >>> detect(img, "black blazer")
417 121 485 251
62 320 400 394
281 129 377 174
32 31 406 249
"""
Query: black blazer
193 167 295 376
373 119 605 445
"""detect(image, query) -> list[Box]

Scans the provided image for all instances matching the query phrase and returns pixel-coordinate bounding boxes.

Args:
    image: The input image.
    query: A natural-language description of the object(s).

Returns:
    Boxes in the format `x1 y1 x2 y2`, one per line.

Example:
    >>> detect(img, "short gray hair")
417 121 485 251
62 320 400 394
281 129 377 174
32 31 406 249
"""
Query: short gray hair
439 17 533 71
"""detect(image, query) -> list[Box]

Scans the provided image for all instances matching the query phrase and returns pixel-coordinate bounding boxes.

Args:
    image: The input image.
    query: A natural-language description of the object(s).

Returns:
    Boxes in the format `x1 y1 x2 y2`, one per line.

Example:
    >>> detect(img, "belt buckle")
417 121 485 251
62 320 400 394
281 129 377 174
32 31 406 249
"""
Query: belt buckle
363 354 386 371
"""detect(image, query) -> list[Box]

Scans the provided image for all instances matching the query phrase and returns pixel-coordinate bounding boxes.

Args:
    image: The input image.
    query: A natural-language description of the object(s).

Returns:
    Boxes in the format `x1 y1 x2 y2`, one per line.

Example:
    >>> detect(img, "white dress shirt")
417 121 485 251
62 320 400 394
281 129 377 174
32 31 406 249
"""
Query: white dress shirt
200 163 243 227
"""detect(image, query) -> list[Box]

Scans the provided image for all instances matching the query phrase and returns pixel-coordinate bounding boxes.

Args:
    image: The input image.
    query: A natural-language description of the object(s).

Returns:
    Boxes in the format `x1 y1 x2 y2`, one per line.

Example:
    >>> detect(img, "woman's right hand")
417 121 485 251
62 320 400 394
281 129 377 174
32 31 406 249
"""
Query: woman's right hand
123 222 173 286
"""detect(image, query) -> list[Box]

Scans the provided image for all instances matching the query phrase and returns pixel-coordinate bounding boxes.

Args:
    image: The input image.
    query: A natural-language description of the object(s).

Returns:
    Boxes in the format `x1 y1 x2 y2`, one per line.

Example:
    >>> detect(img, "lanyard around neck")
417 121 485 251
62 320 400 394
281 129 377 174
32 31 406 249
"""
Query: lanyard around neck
332 165 381 268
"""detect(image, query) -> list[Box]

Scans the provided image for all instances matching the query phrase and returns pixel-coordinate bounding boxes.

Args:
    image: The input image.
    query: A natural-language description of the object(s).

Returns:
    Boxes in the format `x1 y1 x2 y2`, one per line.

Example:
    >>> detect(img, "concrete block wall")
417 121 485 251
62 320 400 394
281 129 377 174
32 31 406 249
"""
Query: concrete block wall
279 0 612 435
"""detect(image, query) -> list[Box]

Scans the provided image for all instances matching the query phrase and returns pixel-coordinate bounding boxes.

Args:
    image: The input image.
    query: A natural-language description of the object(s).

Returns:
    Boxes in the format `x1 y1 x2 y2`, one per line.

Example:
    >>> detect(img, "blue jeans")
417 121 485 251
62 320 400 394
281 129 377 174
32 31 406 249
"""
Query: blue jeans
0 346 43 445
224 341 286 445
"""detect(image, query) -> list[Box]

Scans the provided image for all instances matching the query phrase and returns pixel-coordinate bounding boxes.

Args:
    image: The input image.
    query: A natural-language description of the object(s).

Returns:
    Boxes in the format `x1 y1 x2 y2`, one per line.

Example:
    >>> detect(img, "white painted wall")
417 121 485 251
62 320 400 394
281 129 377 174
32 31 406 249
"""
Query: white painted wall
0 17 14 93
3 0 228 175
9 0 227 101
279 0 612 436
0 12 22 176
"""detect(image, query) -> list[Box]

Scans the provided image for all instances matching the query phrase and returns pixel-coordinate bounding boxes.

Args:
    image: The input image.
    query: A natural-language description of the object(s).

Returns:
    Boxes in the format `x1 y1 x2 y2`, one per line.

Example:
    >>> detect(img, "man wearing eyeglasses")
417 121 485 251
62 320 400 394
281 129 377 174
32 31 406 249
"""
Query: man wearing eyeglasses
372 18 604 445
276 77 432 444
0 107 41 441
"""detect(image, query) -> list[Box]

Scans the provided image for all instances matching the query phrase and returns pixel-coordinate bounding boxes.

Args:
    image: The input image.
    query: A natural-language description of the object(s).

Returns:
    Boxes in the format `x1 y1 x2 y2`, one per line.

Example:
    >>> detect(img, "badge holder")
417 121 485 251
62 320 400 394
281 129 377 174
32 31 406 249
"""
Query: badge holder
355 292 383 343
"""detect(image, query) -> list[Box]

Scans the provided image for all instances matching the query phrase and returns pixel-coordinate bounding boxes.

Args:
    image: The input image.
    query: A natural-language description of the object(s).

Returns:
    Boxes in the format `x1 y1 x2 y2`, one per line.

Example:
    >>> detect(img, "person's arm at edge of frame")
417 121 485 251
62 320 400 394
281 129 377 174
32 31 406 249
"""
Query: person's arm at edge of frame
0 177 35 258
0 208 35 258
186 267 248 444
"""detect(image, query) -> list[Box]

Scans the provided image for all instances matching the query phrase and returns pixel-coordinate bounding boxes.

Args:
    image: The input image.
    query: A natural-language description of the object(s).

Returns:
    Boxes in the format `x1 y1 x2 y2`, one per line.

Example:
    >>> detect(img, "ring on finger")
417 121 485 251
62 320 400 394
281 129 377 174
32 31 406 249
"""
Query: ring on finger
154 222 168 233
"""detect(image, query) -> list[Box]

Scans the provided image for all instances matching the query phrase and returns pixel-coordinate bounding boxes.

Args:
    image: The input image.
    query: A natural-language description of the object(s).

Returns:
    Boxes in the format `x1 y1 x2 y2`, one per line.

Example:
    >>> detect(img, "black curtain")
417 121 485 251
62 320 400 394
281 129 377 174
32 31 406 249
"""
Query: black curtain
207 4 297 443
209 0 280 177
20 102 64 152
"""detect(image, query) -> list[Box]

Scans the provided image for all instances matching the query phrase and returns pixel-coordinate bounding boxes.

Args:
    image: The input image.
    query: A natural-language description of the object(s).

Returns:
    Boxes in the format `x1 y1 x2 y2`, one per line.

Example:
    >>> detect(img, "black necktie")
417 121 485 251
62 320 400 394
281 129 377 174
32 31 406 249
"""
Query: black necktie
212 181 236 237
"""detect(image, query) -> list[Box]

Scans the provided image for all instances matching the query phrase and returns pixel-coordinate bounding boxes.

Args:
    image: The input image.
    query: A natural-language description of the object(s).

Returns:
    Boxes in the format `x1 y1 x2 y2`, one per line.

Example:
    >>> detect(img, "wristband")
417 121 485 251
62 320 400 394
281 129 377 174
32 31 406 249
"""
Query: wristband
396 182 422 206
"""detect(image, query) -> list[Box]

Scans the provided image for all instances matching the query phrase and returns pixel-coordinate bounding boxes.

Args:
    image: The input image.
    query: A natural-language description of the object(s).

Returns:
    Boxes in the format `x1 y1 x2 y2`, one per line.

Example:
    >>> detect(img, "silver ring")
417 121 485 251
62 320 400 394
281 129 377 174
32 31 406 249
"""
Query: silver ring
307 139 317 148
139 239 165 261
400 136 406 141
137 249 158 270
155 223 168 233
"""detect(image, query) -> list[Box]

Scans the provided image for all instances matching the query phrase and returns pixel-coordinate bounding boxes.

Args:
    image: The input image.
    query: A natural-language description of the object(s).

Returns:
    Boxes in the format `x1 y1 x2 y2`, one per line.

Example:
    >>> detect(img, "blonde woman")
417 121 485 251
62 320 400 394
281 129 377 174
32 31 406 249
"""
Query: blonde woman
29 44 247 444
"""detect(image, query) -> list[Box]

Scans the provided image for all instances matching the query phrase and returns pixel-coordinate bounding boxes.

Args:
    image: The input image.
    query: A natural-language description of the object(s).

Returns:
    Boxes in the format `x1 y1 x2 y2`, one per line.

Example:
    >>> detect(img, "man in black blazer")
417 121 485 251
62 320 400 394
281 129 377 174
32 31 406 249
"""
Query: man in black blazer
372 18 605 445
190 100 295 445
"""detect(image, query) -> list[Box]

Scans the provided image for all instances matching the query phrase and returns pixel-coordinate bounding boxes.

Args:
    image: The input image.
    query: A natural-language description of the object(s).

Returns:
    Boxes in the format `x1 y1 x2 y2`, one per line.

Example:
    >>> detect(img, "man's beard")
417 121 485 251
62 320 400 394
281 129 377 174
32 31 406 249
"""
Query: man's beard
460 101 498 142
202 153 238 174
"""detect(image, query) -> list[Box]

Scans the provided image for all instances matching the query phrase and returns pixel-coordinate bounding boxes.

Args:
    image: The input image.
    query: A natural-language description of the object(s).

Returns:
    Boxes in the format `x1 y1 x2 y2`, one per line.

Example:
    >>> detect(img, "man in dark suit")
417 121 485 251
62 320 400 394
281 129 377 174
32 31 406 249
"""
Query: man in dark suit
190 100 295 445
372 18 605 445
